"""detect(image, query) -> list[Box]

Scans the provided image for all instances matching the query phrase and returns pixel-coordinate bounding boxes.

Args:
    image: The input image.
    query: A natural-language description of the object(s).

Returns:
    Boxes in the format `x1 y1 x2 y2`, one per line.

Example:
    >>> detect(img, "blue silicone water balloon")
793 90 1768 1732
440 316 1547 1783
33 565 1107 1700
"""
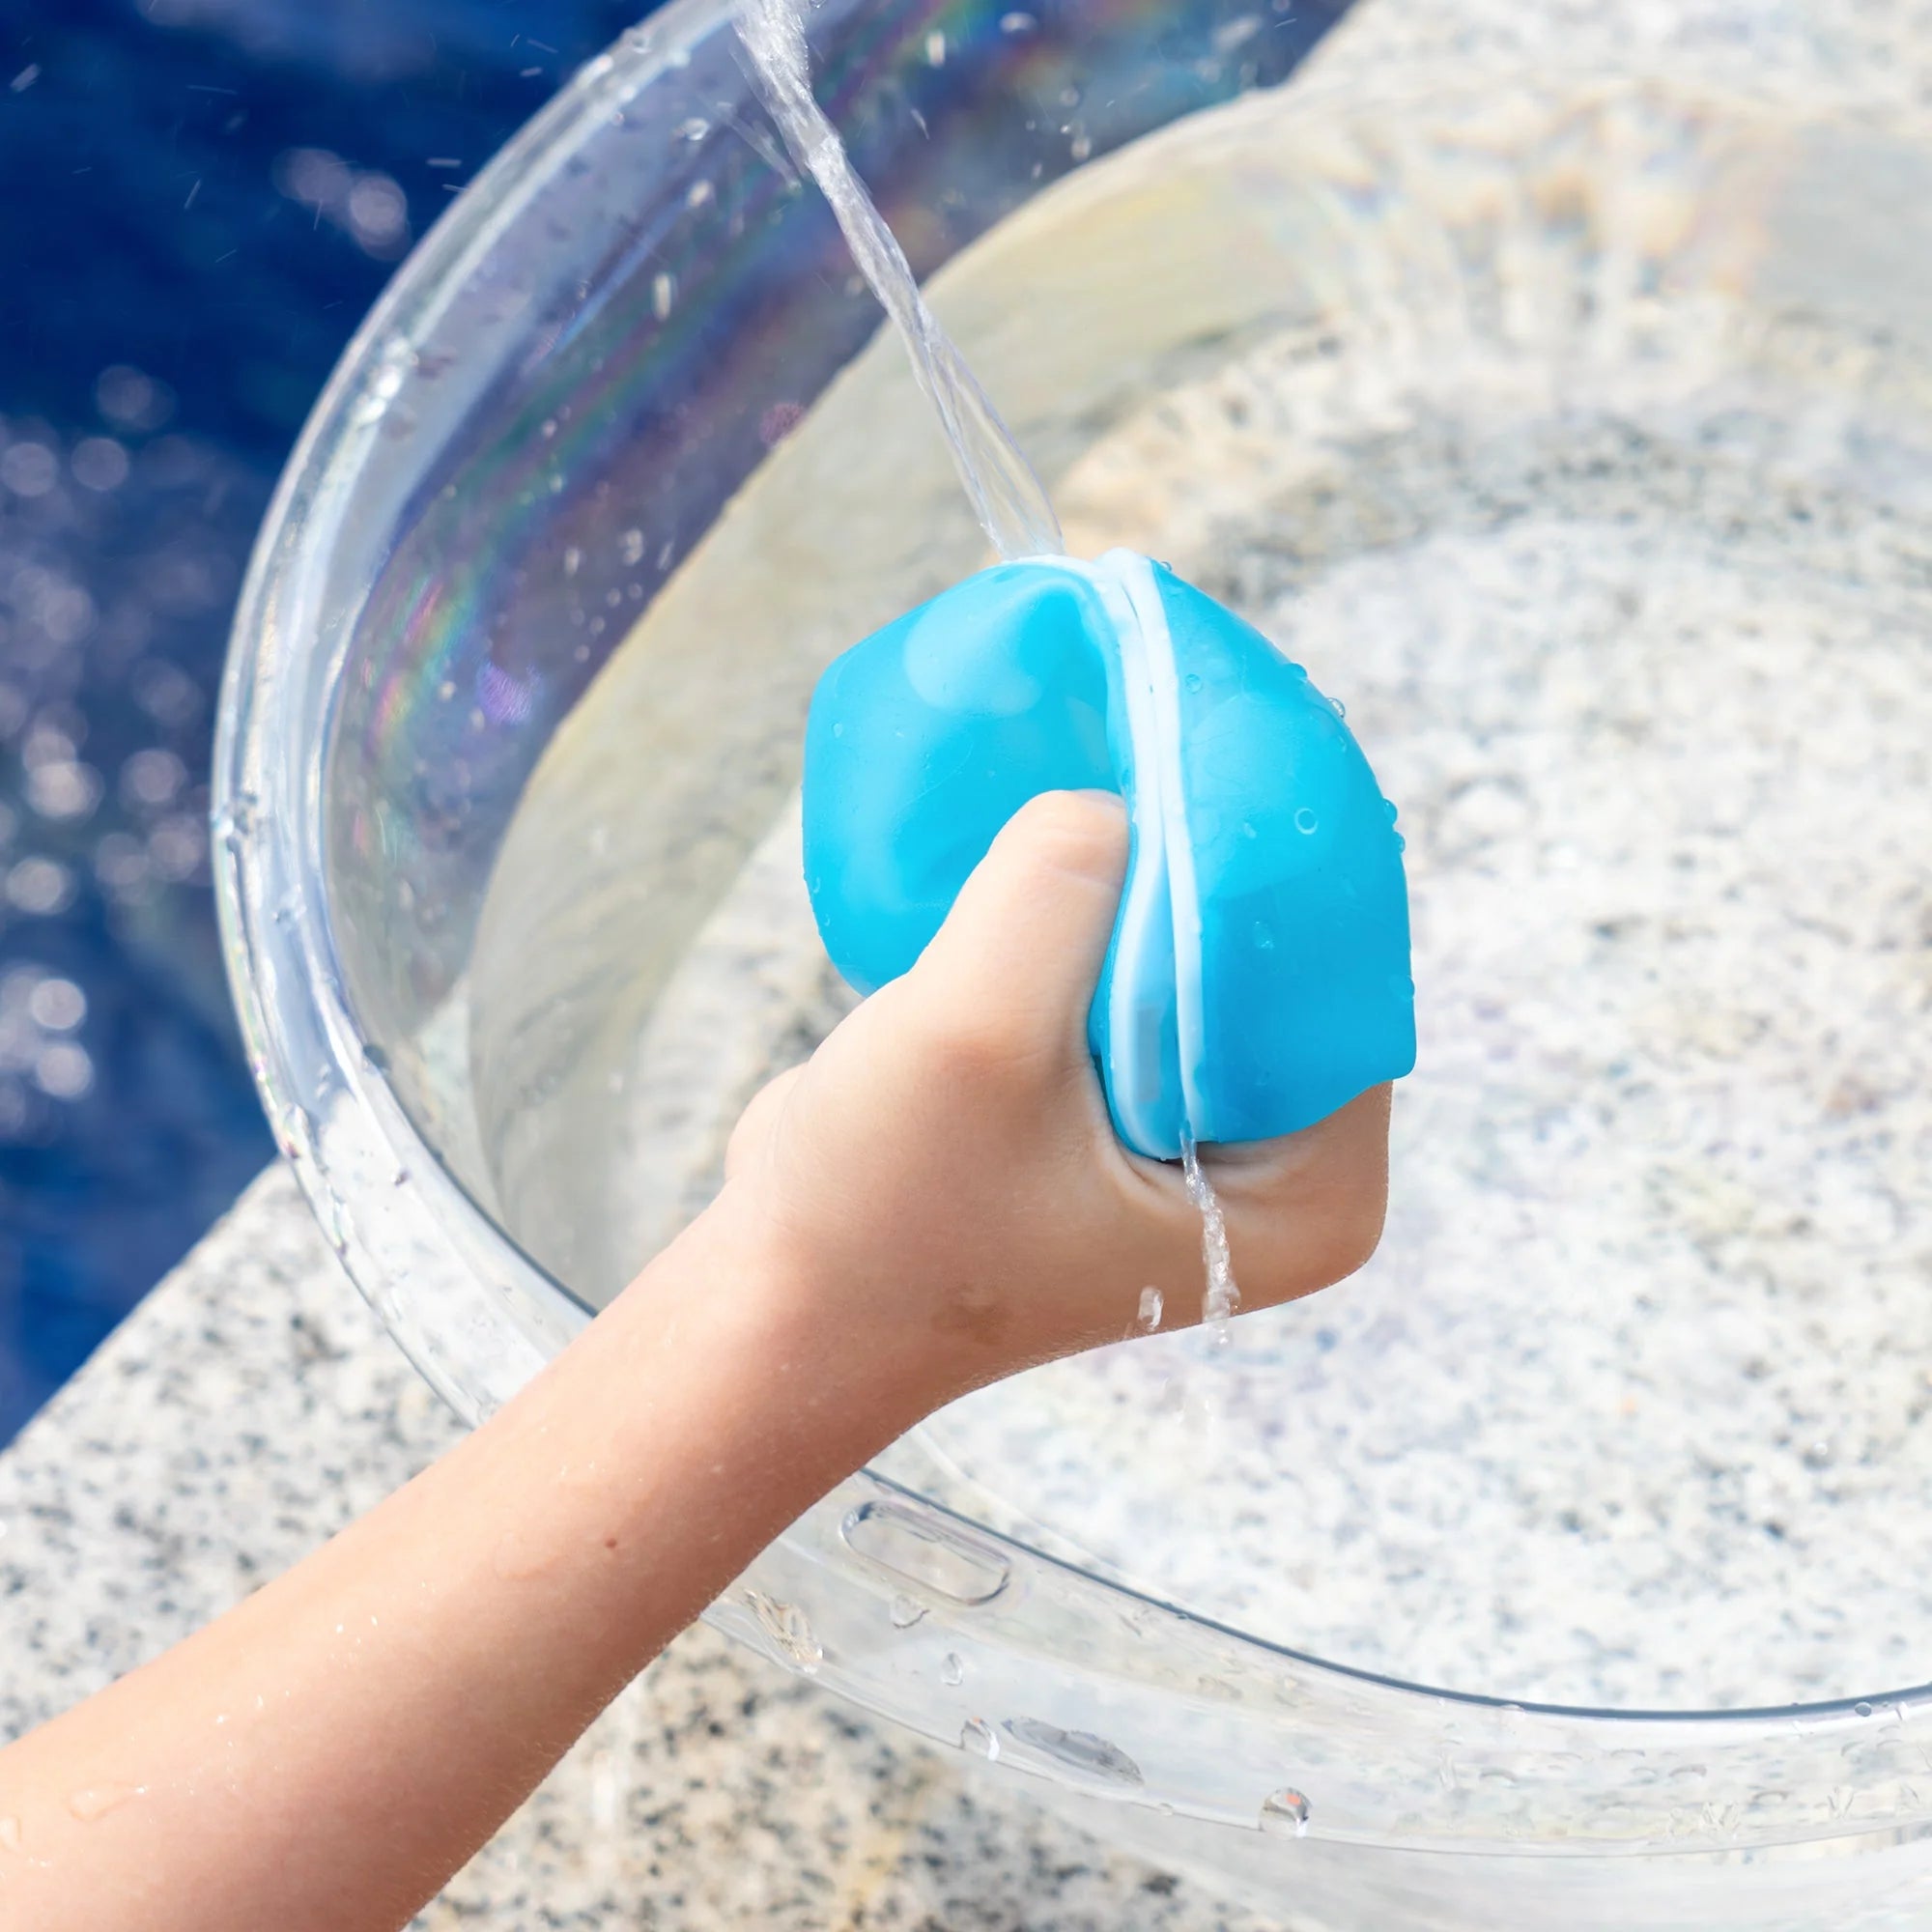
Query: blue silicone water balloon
802 550 1415 1159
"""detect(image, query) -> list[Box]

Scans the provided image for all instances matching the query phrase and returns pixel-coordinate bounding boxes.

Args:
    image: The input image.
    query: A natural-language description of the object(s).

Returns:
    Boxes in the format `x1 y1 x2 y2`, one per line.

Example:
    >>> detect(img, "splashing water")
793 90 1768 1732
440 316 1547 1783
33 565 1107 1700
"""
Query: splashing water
1181 1129 1240 1342
735 0 1063 560
738 0 1238 1338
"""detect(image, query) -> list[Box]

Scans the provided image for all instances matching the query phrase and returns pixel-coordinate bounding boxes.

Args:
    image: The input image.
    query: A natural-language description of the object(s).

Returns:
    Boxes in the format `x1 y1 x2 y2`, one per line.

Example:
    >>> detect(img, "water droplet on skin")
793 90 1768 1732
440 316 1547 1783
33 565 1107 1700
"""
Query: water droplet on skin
960 1718 1000 1760
941 1653 965 1687
0 1815 20 1853
890 1593 927 1629
1293 808 1319 835
1136 1286 1163 1333
1260 1788 1312 1837
744 1589 822 1673
69 1785 142 1823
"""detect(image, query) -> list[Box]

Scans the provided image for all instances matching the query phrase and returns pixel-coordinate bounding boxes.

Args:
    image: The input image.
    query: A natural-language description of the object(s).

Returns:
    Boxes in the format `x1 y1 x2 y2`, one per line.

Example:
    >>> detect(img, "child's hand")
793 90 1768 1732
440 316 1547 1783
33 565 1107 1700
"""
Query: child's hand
718 790 1392 1411
0 788 1391 1932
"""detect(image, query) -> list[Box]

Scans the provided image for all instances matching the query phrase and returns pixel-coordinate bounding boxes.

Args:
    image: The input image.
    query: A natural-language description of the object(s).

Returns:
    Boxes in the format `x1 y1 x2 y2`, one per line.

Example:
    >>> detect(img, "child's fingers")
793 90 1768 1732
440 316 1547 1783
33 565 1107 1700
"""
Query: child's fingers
906 790 1129 1068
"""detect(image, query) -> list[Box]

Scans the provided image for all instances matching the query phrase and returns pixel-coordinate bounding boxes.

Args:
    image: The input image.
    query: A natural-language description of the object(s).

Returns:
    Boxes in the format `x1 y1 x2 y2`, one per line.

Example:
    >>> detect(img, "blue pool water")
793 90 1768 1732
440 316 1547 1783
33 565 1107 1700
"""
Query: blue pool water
0 0 652 1443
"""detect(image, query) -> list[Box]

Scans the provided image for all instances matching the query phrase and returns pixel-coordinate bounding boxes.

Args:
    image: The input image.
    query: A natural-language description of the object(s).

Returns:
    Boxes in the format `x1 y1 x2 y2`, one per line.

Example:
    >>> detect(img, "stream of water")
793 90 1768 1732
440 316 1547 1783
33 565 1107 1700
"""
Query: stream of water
735 0 1239 1328
735 0 1062 562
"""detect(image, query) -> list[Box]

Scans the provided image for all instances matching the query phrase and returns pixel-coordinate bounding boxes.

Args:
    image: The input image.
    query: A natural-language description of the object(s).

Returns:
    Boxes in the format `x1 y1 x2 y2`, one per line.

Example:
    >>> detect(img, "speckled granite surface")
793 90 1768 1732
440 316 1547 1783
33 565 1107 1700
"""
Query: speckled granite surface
5 0 1930 1926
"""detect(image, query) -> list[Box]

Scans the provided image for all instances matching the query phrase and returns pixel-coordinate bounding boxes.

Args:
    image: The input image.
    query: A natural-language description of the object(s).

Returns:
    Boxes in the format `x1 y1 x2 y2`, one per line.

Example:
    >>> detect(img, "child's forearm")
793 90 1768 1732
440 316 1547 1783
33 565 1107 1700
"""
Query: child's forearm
0 1202 918 1932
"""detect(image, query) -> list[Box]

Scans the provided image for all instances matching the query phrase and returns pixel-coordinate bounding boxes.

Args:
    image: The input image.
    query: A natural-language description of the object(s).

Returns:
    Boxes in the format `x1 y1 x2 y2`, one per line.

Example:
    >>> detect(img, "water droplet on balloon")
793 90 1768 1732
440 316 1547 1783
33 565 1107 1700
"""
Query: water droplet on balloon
1293 807 1319 835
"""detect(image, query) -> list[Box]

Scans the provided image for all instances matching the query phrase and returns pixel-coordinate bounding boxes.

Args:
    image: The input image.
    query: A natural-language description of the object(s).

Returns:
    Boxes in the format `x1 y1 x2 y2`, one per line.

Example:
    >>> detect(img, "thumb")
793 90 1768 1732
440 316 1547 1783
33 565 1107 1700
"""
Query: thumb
907 790 1129 1065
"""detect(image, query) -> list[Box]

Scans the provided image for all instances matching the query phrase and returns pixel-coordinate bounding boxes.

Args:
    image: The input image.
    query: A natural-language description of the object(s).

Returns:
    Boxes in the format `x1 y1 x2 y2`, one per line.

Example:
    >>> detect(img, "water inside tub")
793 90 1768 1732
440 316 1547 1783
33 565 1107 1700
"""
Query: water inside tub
467 72 1932 1711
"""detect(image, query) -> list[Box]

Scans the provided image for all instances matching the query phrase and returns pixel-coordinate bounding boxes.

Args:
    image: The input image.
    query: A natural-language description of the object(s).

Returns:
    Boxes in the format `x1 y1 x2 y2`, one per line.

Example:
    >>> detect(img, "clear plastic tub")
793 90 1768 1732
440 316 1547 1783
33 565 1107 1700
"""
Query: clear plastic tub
214 2 1932 1924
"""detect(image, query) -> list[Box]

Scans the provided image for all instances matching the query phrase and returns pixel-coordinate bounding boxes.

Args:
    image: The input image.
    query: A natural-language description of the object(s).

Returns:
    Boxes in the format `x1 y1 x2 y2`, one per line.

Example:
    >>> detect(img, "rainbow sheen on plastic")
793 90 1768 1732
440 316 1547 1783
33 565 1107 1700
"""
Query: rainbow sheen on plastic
803 551 1415 1159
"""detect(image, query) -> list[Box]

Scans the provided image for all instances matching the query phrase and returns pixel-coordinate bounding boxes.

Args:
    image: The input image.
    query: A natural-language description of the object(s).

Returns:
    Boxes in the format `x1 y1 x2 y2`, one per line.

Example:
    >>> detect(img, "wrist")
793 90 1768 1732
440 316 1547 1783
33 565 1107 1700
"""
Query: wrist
614 1185 954 1466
